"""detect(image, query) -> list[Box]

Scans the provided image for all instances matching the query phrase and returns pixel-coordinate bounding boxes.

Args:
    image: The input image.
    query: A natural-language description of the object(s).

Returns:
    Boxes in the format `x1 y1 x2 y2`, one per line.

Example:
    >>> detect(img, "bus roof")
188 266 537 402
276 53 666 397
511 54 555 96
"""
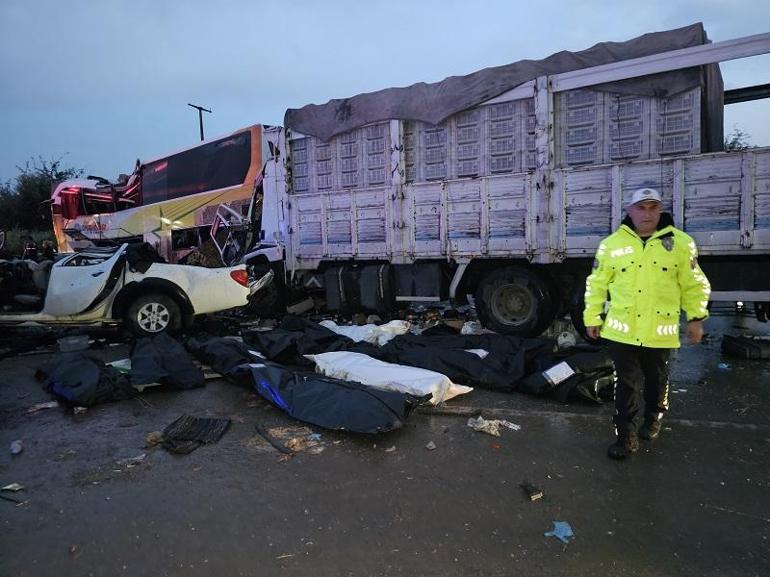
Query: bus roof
139 123 264 168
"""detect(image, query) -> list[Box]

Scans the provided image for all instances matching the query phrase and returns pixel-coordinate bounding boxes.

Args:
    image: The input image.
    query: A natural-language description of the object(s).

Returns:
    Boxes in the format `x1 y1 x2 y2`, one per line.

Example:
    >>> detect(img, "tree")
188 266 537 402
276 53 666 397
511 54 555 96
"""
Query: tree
724 126 753 151
0 157 83 232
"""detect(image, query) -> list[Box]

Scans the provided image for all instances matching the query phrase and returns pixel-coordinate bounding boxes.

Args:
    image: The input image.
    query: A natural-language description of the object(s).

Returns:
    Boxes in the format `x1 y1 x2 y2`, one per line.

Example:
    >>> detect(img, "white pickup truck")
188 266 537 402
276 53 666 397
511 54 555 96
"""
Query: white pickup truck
0 243 269 336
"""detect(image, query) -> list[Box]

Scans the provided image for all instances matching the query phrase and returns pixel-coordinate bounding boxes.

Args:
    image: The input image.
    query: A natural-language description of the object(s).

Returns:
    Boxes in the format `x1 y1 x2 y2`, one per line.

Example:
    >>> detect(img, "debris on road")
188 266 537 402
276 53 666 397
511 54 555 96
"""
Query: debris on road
1 483 25 492
466 416 521 437
460 321 484 335
26 400 59 414
721 334 770 360
10 440 23 455
115 453 147 469
426 441 437 450
252 425 326 455
285 297 314 315
556 331 577 349
160 414 231 455
544 521 574 544
286 435 325 454
520 482 544 501
253 424 294 455
145 431 163 447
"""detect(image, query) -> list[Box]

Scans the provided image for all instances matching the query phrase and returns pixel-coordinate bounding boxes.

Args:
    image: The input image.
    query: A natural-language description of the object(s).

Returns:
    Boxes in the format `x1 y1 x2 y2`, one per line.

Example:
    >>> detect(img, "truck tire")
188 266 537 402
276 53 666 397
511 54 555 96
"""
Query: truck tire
124 293 182 337
475 266 557 337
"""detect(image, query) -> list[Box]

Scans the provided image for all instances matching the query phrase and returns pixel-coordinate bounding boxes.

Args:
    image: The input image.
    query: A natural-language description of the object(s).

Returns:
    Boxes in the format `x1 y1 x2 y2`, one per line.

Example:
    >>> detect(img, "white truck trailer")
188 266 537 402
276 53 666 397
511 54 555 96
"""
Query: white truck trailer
243 23 770 337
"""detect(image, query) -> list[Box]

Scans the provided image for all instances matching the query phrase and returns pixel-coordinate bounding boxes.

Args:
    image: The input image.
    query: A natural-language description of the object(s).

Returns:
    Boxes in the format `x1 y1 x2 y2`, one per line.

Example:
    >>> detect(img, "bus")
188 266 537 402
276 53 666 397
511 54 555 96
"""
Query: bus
50 124 272 262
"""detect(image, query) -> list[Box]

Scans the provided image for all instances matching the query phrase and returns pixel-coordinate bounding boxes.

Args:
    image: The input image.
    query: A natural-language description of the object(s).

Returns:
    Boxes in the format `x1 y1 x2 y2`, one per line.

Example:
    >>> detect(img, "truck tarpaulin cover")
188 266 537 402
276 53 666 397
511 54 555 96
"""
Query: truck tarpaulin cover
285 22 723 150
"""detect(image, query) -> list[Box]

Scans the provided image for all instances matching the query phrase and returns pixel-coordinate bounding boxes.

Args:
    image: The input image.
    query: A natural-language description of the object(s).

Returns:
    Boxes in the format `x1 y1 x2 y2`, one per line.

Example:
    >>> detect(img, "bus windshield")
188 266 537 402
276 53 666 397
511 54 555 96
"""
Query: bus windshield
141 132 252 206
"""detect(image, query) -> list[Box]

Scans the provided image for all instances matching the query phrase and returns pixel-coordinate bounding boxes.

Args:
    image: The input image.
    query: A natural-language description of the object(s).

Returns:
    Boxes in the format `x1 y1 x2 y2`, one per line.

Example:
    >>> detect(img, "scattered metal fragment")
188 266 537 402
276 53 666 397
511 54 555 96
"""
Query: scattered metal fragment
26 401 59 414
520 483 544 501
115 454 147 468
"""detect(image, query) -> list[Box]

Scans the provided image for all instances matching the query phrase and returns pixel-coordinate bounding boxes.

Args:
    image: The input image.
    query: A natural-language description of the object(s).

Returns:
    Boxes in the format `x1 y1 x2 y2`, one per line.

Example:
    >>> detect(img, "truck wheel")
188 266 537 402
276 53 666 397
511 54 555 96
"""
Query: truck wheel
124 293 182 337
475 266 556 336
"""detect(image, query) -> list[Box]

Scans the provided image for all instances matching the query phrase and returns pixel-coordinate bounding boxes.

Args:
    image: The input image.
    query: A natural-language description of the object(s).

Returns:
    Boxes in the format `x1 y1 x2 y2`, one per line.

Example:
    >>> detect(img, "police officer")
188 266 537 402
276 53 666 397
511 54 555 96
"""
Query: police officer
583 188 711 460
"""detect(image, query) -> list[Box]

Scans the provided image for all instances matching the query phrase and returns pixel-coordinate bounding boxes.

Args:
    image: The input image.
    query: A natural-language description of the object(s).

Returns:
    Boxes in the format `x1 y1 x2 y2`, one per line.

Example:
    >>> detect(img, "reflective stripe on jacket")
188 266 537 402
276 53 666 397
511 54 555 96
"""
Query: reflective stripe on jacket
583 216 711 348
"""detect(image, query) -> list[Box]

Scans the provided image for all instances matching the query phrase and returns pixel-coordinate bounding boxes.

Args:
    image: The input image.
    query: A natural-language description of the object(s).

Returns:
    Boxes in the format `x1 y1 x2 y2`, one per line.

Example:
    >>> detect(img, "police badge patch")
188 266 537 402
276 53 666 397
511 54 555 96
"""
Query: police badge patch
662 236 674 252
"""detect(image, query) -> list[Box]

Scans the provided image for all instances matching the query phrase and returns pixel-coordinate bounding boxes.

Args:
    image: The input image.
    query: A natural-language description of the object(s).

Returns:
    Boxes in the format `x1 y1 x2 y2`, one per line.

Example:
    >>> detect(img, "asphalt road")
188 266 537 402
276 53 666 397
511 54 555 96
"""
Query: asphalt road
0 316 768 577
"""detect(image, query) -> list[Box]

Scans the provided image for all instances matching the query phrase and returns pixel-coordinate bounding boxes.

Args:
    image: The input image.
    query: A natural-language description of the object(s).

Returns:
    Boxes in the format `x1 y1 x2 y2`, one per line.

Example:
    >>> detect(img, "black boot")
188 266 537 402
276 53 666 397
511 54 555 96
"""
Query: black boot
607 427 639 460
640 415 663 441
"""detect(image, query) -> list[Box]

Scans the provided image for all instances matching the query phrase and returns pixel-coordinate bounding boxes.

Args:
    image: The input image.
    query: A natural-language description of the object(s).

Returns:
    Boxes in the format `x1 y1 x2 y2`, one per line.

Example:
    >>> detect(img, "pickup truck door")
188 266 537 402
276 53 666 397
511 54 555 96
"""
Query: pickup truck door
42 247 126 316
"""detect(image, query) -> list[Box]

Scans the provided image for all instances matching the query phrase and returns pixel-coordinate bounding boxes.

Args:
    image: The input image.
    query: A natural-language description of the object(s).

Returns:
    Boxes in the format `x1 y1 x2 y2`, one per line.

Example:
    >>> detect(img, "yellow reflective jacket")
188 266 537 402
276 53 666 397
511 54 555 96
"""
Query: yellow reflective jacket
583 214 711 348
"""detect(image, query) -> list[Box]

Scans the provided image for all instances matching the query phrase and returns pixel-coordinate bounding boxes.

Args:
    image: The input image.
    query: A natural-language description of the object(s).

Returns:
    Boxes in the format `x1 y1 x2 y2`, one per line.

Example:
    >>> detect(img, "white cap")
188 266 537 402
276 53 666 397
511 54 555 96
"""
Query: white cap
627 187 661 207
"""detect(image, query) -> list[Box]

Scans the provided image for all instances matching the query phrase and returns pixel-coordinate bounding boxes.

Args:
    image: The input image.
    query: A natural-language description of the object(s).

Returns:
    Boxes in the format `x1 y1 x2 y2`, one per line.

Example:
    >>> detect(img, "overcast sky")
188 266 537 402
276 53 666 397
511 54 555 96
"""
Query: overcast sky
1 0 768 183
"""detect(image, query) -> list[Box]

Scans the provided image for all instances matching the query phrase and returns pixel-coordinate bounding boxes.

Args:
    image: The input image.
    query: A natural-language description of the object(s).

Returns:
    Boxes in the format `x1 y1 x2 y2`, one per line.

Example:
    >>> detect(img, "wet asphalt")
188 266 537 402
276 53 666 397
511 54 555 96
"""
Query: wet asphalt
0 315 768 577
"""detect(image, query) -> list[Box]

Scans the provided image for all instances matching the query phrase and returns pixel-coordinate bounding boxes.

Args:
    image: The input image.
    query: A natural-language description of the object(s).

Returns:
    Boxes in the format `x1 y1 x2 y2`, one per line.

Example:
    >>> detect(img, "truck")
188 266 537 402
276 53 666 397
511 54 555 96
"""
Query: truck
54 23 770 337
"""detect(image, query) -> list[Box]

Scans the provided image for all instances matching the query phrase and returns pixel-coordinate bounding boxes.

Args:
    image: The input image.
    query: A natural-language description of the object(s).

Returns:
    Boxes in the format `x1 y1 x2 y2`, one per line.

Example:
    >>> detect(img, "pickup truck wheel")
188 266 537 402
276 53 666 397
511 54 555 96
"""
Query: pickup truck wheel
475 266 556 337
125 293 181 337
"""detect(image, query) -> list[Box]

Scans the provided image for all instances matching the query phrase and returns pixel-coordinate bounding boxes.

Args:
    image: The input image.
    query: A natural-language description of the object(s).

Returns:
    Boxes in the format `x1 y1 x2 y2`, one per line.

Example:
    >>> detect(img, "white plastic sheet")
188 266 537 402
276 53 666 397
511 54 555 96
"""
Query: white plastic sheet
319 319 410 346
466 416 521 437
464 349 489 359
306 351 472 405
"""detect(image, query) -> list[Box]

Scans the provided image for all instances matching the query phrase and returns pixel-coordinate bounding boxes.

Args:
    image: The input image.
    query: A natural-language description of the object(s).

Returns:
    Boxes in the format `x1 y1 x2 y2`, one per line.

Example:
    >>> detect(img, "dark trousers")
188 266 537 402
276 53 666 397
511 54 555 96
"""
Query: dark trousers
607 342 671 430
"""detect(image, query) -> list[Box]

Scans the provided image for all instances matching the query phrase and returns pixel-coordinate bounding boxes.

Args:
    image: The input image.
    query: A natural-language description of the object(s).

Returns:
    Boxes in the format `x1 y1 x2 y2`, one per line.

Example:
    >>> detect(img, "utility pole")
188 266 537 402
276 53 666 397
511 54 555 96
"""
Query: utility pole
187 103 212 141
